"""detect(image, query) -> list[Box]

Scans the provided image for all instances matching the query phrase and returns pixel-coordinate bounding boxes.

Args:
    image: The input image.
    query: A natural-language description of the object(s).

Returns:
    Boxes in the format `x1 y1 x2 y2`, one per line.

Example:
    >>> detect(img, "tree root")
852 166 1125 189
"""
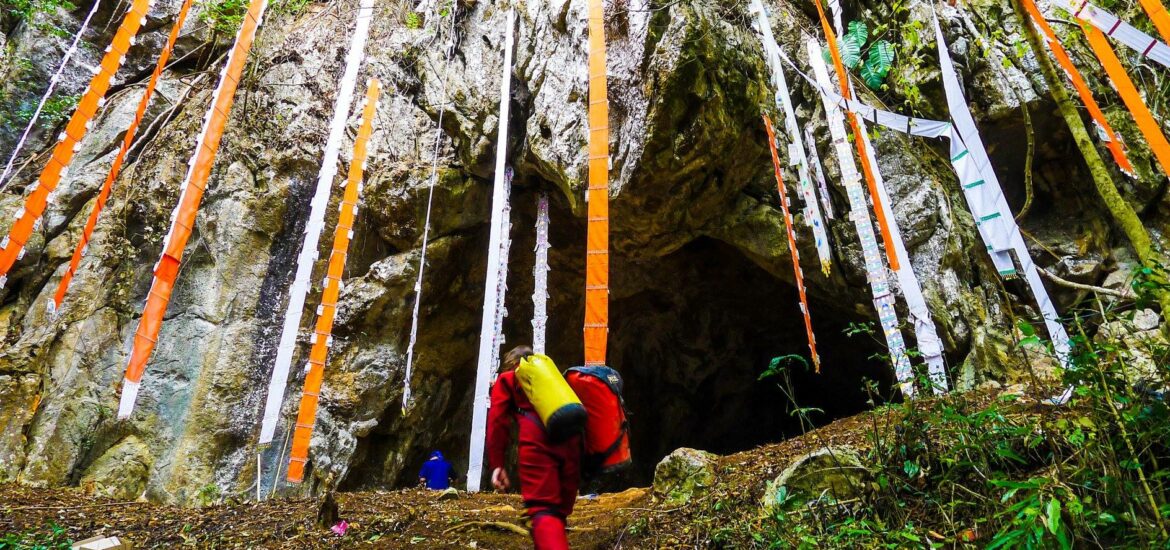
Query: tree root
441 521 529 537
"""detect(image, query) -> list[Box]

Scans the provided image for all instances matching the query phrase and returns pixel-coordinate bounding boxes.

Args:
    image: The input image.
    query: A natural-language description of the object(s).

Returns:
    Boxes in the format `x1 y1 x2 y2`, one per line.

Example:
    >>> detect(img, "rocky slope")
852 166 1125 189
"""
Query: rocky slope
0 0 1165 505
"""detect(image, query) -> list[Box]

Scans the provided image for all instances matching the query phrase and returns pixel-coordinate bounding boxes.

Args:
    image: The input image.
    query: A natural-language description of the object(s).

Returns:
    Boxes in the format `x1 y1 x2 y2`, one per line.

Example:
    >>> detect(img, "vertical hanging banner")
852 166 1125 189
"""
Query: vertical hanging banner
117 0 270 419
51 0 198 314
804 127 835 221
0 0 154 287
806 39 914 397
1018 0 1133 175
1139 0 1170 44
1080 24 1170 178
932 17 1071 362
811 0 899 271
532 193 550 354
819 0 949 394
749 0 833 275
466 8 515 493
286 78 381 483
489 167 514 374
584 0 610 366
258 0 375 447
0 0 104 190
762 114 820 371
1051 0 1170 68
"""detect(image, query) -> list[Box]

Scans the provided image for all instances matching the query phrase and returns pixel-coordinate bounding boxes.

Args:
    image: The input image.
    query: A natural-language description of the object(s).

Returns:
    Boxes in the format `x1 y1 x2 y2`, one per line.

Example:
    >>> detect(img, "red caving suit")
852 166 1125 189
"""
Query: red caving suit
486 370 581 549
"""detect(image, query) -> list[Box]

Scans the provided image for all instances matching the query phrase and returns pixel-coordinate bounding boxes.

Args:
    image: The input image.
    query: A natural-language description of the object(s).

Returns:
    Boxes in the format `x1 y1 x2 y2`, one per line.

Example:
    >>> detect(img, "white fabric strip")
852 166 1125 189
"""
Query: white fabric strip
402 9 459 411
804 127 834 220
932 17 1071 363
1051 0 1170 68
821 0 946 394
806 38 915 398
490 167 514 377
0 0 104 190
467 7 514 493
257 0 374 446
750 0 833 274
532 193 550 354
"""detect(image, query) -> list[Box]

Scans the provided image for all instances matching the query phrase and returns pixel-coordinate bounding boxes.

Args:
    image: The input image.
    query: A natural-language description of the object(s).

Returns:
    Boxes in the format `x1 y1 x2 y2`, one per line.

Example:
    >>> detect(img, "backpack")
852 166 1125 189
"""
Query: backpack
515 354 587 442
566 366 631 476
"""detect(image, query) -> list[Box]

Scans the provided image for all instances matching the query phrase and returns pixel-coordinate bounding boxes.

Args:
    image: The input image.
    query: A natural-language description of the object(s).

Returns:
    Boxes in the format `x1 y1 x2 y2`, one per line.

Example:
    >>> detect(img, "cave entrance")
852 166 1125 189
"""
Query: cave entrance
342 192 891 491
601 237 890 484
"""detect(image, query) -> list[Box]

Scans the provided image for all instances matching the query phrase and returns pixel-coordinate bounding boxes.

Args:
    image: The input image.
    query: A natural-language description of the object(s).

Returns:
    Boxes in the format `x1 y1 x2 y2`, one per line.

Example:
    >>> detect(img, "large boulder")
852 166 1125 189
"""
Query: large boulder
763 446 868 508
652 447 717 506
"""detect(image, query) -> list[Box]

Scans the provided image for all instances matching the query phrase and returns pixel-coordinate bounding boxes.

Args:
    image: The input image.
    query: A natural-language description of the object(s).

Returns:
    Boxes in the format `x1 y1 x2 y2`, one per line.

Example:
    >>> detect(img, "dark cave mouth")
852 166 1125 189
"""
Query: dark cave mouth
341 195 894 491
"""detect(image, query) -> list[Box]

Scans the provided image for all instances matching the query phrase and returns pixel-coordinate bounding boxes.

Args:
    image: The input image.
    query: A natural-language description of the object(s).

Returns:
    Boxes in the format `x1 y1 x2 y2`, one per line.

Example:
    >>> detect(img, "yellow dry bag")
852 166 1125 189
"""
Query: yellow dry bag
515 354 587 442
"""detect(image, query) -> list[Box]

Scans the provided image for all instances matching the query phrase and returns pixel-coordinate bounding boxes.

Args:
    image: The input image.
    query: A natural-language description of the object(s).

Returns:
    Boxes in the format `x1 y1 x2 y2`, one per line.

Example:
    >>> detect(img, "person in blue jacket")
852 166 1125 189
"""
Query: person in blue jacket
418 450 457 490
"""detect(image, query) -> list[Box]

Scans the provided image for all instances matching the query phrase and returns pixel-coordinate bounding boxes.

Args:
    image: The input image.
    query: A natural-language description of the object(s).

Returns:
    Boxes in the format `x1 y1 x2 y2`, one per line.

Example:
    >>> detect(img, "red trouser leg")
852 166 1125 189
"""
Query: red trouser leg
517 417 582 548
531 513 569 550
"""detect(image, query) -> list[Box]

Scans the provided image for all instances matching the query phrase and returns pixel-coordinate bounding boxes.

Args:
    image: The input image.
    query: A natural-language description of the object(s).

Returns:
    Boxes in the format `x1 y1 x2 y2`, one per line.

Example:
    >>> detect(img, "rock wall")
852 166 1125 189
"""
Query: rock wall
0 0 1164 503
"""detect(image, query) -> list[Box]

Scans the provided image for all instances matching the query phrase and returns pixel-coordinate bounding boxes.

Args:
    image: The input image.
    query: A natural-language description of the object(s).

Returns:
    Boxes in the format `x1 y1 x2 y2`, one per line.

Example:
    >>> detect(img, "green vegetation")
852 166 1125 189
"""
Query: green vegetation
0 0 76 37
270 0 311 17
404 10 421 29
196 483 221 506
17 92 77 129
826 20 894 90
0 524 71 550
197 0 247 36
731 265 1170 548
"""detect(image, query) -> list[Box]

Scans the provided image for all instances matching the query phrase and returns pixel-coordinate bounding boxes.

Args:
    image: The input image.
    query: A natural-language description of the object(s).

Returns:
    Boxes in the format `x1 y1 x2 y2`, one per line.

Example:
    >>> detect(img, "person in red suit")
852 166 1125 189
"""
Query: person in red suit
486 345 581 550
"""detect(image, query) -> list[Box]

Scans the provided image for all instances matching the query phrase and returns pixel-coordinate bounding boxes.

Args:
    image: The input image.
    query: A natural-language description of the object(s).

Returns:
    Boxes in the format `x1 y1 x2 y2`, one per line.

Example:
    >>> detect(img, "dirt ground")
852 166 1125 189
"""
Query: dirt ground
2 389 1030 548
0 483 649 548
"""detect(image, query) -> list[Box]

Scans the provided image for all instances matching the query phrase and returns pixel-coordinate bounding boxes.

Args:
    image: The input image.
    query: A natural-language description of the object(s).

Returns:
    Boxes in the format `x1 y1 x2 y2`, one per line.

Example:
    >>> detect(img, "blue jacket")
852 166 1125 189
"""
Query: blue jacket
418 451 456 490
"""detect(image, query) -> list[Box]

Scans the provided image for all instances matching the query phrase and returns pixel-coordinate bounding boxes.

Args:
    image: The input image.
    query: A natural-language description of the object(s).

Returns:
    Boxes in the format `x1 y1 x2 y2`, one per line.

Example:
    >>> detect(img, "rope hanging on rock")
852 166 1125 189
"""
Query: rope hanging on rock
0 0 154 289
258 0 375 448
401 4 459 412
1139 0 1170 44
117 0 271 419
1079 23 1170 179
287 79 381 483
467 8 515 493
762 114 821 371
749 0 833 276
0 0 104 191
50 0 198 315
805 39 915 397
1052 0 1170 68
811 0 899 272
584 0 610 367
532 193 550 354
1018 0 1134 176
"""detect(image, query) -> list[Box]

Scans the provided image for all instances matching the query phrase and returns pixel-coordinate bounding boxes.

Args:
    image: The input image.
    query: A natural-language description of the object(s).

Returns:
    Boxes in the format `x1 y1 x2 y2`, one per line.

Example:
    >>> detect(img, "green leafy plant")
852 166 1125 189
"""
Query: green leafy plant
196 483 221 506
0 523 72 550
404 10 421 29
0 0 76 36
197 0 248 35
825 20 894 90
17 93 78 129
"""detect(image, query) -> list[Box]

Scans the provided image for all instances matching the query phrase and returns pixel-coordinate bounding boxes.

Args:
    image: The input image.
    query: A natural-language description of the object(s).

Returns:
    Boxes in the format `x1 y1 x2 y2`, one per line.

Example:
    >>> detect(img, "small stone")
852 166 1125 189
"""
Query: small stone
436 487 459 500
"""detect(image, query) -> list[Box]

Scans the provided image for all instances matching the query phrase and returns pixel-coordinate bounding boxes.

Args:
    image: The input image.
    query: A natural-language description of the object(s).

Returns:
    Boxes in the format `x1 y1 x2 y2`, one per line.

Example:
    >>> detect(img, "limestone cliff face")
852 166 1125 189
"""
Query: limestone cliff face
0 0 1163 504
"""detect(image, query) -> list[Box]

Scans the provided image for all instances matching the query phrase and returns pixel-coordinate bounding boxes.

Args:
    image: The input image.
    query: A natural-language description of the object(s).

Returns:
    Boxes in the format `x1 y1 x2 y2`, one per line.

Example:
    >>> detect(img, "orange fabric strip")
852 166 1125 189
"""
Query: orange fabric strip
1020 0 1134 174
0 0 153 282
811 0 899 271
1139 0 1170 45
584 0 609 366
287 79 380 483
763 115 821 372
121 0 268 392
1082 24 1170 178
51 0 197 313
